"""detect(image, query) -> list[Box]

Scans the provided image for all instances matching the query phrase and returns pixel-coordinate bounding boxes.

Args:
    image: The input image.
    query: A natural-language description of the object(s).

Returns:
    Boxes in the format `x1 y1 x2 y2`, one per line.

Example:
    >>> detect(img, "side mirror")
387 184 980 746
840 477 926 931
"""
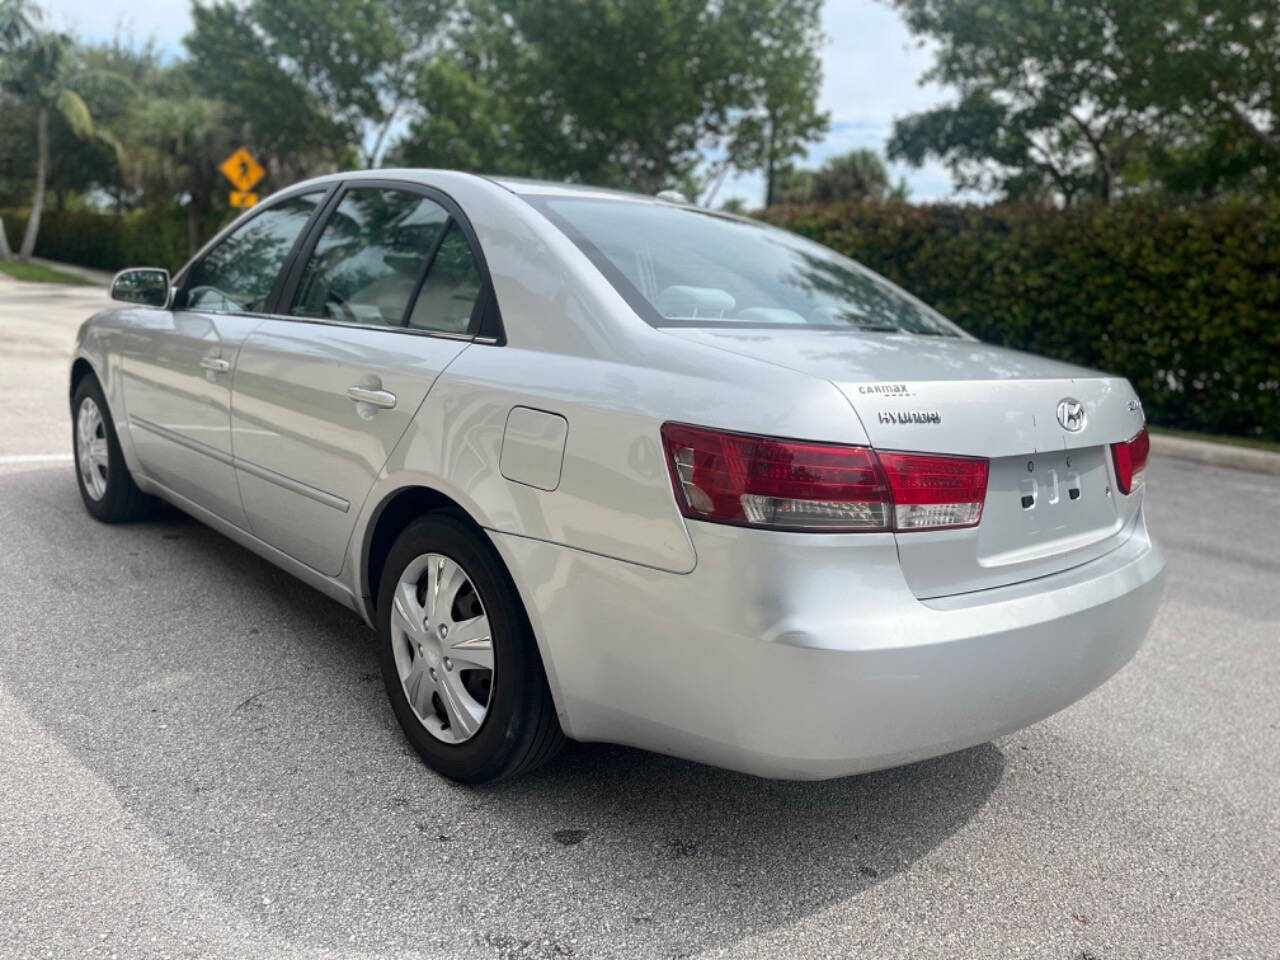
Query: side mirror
110 268 171 308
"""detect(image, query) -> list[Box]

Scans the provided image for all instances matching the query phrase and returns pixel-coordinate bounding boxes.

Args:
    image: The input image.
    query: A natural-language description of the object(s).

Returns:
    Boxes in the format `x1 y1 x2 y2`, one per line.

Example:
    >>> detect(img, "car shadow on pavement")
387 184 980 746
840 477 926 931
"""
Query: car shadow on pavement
1 470 1005 959
482 739 1005 956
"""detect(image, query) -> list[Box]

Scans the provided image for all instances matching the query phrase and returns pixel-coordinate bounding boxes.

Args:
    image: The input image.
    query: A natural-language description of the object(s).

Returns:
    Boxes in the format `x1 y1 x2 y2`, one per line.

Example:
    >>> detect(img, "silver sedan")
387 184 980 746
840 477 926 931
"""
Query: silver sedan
69 171 1164 782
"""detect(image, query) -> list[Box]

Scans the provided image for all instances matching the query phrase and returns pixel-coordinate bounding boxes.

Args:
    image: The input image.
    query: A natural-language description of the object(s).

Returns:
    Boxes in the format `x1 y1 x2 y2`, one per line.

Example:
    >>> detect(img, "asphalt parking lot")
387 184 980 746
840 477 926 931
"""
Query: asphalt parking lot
1 276 1277 959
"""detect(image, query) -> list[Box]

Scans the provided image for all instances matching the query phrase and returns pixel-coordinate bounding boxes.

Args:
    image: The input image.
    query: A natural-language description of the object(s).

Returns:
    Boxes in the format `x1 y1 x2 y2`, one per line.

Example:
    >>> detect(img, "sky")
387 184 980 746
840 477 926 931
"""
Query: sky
719 0 958 205
39 0 959 205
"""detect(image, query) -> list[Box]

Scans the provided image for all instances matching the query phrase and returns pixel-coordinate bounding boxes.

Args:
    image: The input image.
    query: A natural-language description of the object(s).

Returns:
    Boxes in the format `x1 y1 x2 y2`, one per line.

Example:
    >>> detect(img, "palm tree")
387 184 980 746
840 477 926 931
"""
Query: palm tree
133 94 230 256
2 27 101 260
810 150 893 204
769 151 897 207
0 0 39 47
0 174 11 261
0 0 43 261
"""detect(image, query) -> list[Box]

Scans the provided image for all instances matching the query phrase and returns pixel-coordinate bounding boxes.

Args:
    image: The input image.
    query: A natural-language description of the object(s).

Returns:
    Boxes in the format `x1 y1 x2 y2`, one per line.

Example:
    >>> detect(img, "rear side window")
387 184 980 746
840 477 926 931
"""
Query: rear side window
184 192 322 313
407 223 484 335
291 188 449 325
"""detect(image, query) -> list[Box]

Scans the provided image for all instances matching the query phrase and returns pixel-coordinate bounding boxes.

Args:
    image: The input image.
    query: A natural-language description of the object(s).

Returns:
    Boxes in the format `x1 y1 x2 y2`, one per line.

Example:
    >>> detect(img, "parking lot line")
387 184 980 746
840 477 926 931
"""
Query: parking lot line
0 453 73 464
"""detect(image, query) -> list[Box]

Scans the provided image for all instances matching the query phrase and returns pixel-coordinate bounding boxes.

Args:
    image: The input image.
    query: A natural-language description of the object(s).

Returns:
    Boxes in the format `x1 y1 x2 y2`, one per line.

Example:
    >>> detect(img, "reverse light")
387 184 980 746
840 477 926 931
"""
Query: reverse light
1111 426 1150 495
660 423 988 533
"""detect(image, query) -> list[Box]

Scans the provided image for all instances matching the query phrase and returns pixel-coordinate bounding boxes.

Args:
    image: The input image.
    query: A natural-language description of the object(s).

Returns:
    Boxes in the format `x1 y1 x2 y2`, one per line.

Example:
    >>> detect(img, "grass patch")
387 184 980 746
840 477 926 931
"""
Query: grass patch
1151 426 1280 455
0 259 94 285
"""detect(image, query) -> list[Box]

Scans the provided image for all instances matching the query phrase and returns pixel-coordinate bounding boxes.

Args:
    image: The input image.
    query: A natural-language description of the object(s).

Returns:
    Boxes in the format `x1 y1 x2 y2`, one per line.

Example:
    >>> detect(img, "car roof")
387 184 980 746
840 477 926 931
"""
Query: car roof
484 176 662 203
279 169 676 206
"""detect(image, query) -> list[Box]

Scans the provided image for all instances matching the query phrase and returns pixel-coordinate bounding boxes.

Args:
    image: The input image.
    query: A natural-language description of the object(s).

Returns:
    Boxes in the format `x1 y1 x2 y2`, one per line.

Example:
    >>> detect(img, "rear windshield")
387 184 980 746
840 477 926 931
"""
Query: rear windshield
528 196 964 337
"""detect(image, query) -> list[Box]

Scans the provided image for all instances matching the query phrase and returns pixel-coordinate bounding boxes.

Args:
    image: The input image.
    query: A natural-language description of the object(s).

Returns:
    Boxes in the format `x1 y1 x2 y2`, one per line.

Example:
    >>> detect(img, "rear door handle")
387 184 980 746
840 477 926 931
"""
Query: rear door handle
346 385 397 410
199 357 231 373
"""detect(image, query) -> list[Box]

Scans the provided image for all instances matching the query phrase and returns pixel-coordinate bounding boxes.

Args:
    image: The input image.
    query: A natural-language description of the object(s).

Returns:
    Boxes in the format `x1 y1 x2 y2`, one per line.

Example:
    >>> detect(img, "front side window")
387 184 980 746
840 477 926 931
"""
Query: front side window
529 197 964 337
184 192 322 313
290 188 449 326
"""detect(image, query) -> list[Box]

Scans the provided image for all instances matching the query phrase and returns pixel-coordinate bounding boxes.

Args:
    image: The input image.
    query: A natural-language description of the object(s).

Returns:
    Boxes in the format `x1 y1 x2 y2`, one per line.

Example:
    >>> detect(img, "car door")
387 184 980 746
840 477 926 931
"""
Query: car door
118 190 328 526
230 182 494 576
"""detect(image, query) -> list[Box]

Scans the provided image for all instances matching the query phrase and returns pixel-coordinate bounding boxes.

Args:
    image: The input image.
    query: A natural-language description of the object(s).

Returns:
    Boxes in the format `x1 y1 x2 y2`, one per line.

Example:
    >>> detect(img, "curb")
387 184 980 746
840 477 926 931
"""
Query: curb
1150 433 1280 476
30 257 113 287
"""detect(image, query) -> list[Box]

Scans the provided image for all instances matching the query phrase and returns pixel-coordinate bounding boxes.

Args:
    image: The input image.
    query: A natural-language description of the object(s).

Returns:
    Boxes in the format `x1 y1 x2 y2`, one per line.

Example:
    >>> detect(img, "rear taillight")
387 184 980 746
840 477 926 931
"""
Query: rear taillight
660 423 988 533
877 452 990 530
660 423 890 531
1111 426 1150 495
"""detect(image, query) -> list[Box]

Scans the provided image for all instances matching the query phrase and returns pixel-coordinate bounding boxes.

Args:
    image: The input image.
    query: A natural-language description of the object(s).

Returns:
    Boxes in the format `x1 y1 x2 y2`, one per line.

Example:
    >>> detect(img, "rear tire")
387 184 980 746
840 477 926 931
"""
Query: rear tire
376 512 564 783
71 375 154 523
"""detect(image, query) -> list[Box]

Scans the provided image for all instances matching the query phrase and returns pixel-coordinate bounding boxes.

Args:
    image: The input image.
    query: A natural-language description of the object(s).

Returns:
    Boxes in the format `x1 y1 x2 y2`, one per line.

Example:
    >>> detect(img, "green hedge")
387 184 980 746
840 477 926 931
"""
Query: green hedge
762 201 1280 442
4 199 1277 440
1 208 217 274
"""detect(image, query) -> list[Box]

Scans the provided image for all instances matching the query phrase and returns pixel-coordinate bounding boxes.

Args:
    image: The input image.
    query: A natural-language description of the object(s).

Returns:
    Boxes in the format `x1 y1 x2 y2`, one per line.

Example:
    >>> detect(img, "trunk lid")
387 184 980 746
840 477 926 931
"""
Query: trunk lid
665 328 1148 598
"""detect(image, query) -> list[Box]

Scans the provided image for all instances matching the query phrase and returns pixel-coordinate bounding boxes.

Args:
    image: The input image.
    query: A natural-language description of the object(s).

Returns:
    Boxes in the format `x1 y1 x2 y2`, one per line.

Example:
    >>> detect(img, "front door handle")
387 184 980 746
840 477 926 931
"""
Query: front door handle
199 356 231 373
346 385 397 410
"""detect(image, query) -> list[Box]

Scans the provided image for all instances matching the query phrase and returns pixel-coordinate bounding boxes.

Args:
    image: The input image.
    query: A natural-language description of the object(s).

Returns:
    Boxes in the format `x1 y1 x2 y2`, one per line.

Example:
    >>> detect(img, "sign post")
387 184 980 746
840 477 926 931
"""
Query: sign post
219 147 265 209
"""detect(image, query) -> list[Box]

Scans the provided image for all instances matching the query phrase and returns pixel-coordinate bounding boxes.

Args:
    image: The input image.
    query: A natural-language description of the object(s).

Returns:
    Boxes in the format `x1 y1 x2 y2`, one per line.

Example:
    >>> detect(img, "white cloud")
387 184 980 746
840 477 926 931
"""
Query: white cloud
40 0 960 200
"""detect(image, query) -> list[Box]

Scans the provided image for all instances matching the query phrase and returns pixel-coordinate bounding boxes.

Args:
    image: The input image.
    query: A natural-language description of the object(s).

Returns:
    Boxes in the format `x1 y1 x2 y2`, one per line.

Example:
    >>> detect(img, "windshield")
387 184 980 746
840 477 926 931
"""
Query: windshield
529 196 965 337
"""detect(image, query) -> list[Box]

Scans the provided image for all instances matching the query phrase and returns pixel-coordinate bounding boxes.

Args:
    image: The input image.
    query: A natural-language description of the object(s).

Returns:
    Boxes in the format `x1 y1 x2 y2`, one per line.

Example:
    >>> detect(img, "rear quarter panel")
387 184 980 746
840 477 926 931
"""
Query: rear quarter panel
354 174 874 580
362 337 864 576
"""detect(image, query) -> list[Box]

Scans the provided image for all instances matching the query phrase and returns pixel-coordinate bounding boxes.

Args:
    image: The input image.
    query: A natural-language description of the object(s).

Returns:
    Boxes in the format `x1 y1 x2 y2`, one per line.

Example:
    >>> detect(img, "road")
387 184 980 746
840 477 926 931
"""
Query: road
0 276 107 465
1 275 1277 959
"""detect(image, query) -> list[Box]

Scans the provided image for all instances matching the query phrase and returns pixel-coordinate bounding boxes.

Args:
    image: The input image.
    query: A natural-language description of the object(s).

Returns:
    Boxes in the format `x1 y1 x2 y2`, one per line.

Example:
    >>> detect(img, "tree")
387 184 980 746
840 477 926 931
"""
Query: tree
0 0 38 48
710 0 828 206
0 158 12 260
132 88 233 255
884 0 1170 205
389 9 532 176
42 39 155 213
1 26 105 259
772 166 816 204
884 0 1280 204
0 0 43 260
1138 0 1280 196
811 149 891 202
393 0 827 195
184 0 448 181
772 149 899 205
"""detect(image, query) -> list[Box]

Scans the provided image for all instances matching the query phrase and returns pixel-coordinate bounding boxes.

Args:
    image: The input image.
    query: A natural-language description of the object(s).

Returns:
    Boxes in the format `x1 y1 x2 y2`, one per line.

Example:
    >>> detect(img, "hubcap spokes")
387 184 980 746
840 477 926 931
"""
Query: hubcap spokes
76 398 108 501
391 552 494 744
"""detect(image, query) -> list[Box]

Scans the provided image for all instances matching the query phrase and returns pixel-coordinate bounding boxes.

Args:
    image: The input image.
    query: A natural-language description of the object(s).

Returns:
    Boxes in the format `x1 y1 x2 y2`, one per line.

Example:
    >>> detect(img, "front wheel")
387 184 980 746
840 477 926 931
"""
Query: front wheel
71 375 154 522
376 512 564 783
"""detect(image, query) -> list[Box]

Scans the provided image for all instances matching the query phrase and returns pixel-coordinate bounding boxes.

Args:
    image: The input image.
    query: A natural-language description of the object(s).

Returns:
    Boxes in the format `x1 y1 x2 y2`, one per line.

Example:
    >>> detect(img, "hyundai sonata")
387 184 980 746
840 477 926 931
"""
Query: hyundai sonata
70 171 1164 782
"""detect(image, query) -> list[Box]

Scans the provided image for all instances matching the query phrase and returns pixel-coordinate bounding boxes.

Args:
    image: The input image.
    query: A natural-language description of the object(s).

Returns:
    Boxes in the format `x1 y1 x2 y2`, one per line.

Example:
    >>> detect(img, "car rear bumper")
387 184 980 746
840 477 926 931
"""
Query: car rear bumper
490 508 1165 780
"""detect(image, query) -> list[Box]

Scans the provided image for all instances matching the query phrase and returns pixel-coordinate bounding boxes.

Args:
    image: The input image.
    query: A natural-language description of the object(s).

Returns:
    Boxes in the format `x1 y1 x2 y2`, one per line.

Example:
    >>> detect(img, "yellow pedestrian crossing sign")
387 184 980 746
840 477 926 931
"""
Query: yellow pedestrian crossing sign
220 147 265 193
229 191 259 209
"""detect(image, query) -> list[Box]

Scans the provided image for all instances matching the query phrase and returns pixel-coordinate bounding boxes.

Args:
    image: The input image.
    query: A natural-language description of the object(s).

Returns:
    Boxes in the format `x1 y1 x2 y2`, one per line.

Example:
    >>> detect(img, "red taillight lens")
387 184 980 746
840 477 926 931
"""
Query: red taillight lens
660 423 989 533
660 423 890 531
1111 426 1150 495
877 452 990 530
